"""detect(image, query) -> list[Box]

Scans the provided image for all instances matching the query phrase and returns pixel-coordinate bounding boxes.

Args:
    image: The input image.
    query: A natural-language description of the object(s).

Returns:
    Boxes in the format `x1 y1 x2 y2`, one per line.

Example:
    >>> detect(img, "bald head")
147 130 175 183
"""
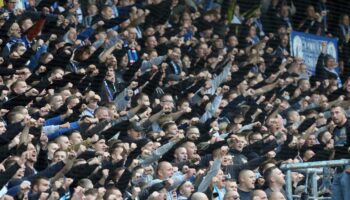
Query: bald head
238 170 256 191
252 189 268 200
157 161 173 180
174 147 188 163
268 191 286 200
191 192 209 200
224 190 239 200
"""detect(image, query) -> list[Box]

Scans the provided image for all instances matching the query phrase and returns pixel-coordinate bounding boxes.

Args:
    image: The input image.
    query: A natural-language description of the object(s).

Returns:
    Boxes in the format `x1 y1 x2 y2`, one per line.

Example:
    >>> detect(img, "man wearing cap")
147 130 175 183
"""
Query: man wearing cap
125 122 145 142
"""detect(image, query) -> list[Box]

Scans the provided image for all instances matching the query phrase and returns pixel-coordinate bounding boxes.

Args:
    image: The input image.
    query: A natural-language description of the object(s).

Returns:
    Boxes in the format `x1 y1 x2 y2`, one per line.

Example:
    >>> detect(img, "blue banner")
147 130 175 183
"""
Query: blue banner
290 31 338 75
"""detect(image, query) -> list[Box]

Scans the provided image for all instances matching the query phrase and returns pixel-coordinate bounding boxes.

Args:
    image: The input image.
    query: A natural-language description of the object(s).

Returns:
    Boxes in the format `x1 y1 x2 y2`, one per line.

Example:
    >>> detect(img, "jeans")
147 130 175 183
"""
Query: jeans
332 170 350 200
320 167 332 192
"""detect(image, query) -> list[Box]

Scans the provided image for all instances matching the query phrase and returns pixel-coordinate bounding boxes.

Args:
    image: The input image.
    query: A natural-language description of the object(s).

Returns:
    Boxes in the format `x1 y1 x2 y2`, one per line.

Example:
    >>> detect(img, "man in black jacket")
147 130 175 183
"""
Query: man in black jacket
331 105 350 200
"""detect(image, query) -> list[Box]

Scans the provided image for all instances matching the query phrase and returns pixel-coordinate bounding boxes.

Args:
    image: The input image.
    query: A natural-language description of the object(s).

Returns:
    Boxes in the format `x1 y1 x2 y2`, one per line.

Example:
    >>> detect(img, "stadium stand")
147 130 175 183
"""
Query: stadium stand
0 0 349 200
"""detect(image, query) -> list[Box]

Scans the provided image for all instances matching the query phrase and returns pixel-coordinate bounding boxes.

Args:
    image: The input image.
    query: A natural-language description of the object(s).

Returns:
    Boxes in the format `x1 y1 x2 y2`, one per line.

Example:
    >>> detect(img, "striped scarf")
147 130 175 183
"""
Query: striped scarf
128 48 138 64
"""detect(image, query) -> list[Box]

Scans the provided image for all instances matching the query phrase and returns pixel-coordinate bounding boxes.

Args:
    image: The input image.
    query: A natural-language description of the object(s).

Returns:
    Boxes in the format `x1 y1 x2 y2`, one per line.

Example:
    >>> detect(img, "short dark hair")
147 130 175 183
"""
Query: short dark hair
31 176 49 190
162 121 176 132
264 166 278 185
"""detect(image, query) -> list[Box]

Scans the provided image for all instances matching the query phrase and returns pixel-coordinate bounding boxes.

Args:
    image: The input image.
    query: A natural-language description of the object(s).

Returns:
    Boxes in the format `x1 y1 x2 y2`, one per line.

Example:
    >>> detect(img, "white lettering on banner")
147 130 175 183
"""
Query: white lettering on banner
290 31 338 75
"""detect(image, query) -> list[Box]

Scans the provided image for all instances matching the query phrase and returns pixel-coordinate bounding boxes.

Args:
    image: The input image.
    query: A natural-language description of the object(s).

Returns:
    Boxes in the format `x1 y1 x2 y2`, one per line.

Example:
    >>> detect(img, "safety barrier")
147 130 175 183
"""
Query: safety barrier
280 159 350 200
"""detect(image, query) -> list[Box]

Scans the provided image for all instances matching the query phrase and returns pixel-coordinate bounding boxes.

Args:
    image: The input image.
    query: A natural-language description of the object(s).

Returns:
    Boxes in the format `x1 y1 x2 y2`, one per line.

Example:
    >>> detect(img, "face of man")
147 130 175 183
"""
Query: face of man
227 36 239 47
237 81 249 93
146 36 158 49
6 0 17 11
249 133 262 144
106 67 116 82
106 189 123 200
70 132 83 145
34 178 50 193
60 89 72 102
186 127 200 141
0 122 6 135
142 141 154 152
14 81 27 94
288 111 300 123
174 147 188 162
253 190 268 200
271 168 286 186
170 48 181 61
224 191 240 200
56 136 71 150
306 135 316 146
14 166 25 179
269 192 286 200
240 170 256 190
128 129 142 140
127 28 137 42
47 142 59 160
50 95 64 111
268 117 282 132
179 101 190 111
225 181 238 192
53 150 67 163
280 6 289 17
331 106 347 126
102 7 113 19
21 18 33 32
299 80 311 92
166 124 178 137
27 143 37 162
0 89 8 100
160 95 174 109
281 35 289 47
196 43 208 58
326 57 337 69
214 170 226 188
85 194 98 200
222 155 233 166
93 139 107 153
303 149 315 161
231 137 246 152
111 146 124 162
138 95 150 107
95 109 110 121
183 142 197 158
158 162 174 179
179 181 194 197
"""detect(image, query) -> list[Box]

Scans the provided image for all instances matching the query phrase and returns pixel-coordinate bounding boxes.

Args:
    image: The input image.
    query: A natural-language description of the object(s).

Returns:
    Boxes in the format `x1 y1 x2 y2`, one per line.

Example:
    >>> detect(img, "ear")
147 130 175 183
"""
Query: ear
111 152 116 160
270 176 276 183
157 169 162 177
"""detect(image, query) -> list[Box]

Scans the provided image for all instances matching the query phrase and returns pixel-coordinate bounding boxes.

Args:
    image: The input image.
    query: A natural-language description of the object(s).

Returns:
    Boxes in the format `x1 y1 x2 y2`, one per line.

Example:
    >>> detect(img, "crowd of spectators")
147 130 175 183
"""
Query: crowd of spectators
0 0 350 199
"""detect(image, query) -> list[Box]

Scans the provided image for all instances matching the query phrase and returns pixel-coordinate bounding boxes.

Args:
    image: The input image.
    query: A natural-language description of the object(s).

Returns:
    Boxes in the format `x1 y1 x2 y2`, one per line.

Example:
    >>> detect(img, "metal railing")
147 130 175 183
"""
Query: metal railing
280 159 350 200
